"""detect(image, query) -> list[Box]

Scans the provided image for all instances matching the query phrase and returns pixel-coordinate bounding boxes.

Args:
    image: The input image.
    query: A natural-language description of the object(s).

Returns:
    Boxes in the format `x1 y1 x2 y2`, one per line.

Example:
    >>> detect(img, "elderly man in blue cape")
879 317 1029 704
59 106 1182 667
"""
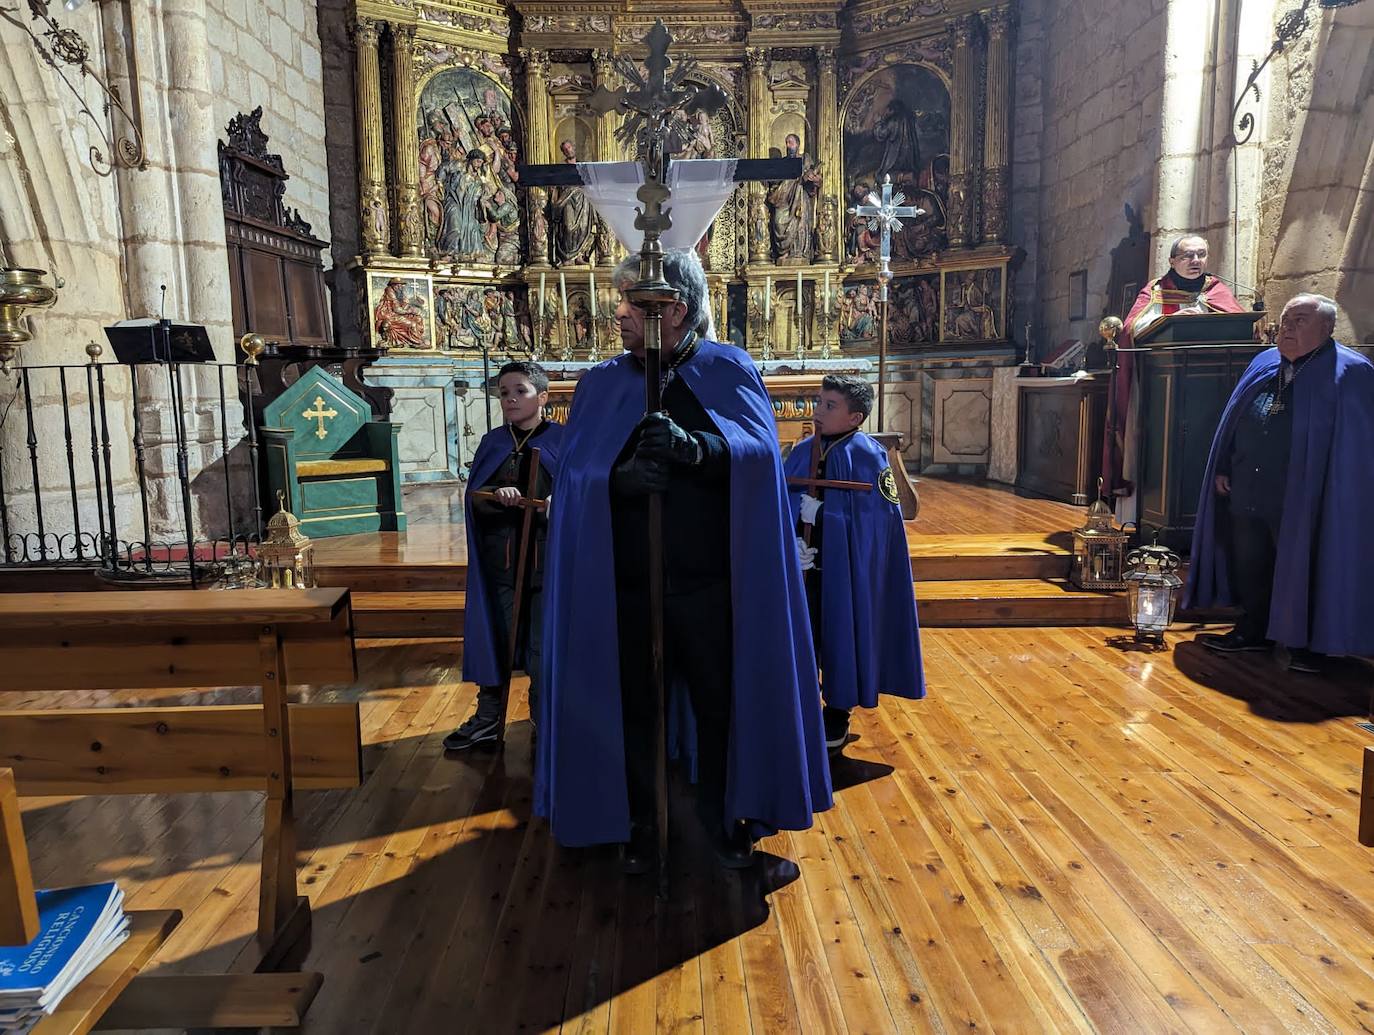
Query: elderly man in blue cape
535 249 832 873
1186 293 1374 673
786 375 925 753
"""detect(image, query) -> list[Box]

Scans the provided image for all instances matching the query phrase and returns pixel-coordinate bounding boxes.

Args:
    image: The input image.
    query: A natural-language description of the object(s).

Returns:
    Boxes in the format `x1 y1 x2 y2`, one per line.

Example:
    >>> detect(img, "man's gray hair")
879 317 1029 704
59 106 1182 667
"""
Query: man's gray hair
1169 235 1208 258
611 249 711 335
1285 292 1339 328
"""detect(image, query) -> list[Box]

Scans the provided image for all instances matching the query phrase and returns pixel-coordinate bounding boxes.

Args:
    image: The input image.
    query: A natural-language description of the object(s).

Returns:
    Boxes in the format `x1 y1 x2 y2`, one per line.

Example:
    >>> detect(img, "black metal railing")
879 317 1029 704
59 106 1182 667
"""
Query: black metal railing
0 359 263 586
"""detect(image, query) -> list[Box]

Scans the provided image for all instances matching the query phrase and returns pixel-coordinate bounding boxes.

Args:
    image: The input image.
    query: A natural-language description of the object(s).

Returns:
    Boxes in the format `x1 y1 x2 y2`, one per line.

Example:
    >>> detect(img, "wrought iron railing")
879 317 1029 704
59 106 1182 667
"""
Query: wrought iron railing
0 357 263 586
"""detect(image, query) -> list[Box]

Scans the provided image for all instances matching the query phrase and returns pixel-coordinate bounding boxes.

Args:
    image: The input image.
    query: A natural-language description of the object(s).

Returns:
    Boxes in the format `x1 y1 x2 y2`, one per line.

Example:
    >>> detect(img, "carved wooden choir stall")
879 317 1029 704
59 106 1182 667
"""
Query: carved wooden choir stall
0 589 362 1030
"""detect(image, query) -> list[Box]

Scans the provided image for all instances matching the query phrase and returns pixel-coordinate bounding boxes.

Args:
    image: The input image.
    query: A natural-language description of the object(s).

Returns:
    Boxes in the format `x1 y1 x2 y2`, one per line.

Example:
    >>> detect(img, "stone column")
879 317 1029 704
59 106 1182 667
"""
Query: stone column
521 48 551 164
390 24 422 257
947 14 978 248
351 16 388 257
980 6 1013 244
815 45 841 262
745 46 770 264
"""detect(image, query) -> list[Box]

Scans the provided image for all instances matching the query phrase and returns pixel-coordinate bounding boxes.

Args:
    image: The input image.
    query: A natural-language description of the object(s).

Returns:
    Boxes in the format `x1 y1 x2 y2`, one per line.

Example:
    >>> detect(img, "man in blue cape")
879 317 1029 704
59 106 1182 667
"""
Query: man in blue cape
1186 293 1374 672
445 361 563 750
785 375 924 753
536 249 832 872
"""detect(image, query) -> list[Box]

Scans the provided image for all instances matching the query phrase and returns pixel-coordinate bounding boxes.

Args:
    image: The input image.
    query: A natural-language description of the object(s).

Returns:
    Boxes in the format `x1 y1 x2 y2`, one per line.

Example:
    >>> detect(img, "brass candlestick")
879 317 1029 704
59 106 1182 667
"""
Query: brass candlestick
0 268 58 371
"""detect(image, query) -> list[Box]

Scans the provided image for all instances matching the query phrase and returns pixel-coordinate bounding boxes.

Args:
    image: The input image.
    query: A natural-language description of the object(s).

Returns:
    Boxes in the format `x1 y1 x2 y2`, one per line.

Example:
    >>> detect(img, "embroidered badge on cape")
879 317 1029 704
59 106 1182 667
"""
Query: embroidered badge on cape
878 466 900 505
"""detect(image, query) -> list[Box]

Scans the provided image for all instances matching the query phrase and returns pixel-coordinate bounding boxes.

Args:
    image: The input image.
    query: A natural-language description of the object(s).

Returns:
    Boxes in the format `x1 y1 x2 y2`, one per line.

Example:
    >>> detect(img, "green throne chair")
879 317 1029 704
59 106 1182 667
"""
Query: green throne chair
260 366 406 538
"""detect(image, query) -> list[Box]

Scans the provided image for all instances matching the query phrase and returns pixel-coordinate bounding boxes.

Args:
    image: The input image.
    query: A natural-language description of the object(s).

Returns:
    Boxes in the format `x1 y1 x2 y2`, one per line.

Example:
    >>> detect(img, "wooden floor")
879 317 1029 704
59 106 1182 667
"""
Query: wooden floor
17 627 1374 1033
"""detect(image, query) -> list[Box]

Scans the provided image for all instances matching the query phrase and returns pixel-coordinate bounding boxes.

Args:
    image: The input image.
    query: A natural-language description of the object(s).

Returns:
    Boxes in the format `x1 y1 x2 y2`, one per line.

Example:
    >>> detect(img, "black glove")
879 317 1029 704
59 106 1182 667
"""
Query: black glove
612 453 670 496
635 411 701 467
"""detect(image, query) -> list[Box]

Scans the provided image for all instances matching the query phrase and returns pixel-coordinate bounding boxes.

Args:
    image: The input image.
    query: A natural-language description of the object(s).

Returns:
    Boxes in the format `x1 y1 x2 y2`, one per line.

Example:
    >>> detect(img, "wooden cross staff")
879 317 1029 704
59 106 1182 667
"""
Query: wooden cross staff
787 436 876 547
468 446 544 745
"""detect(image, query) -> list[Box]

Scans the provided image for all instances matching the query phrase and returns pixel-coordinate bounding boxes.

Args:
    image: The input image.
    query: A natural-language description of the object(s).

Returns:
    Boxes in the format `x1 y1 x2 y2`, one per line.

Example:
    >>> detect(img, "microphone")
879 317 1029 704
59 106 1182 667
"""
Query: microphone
159 284 168 321
1207 271 1265 311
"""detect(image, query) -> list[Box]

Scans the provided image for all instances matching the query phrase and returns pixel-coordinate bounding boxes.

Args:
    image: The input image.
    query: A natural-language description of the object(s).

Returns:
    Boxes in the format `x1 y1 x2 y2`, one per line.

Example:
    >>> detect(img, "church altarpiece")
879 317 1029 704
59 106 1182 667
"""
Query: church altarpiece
344 0 1018 479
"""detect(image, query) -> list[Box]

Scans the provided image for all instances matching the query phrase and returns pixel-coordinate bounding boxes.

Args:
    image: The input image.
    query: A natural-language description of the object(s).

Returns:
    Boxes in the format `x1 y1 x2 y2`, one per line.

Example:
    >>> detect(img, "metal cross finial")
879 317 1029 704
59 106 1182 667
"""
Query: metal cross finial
586 20 727 270
849 174 924 302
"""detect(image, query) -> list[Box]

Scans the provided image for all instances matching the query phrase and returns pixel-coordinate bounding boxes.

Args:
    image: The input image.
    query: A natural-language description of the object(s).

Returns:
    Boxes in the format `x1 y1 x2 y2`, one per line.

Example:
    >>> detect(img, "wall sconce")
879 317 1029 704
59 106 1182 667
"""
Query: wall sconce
0 0 146 176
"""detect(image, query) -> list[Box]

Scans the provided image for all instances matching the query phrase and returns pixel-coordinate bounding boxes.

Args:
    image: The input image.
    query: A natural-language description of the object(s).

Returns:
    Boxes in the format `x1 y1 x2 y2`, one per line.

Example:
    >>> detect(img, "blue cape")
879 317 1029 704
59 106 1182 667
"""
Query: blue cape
786 432 925 709
535 340 833 847
1184 343 1374 655
461 421 564 686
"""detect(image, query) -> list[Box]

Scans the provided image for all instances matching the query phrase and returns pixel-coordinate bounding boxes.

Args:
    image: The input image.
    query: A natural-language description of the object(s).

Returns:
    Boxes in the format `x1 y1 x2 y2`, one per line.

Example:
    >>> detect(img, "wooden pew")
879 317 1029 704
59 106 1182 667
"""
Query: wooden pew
1360 746 1374 848
0 589 362 1029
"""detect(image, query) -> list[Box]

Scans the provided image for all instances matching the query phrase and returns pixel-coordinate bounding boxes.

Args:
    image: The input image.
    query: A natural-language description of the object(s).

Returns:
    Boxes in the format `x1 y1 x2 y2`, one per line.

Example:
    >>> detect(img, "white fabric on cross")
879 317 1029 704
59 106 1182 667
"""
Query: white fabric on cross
575 159 739 253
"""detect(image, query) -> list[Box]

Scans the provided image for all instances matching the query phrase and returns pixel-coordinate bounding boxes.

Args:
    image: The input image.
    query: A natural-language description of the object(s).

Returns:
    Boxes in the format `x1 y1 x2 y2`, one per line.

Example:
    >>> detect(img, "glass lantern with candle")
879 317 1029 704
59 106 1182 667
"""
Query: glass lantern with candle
1070 494 1130 590
1123 535 1183 643
258 491 317 590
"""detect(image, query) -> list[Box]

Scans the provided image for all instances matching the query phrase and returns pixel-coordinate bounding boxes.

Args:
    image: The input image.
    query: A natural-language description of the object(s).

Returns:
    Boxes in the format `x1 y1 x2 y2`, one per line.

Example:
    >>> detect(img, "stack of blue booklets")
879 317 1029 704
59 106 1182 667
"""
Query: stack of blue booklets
0 882 128 1033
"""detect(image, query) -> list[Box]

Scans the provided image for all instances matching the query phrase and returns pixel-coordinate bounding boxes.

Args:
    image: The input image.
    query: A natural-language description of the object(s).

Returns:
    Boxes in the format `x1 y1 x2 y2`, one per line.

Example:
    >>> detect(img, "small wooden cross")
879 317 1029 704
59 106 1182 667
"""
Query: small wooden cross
302 395 338 440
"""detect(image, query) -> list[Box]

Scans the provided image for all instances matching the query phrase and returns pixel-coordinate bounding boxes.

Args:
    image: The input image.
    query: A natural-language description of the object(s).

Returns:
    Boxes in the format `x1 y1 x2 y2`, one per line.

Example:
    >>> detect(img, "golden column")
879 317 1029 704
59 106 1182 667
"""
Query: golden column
815 45 841 262
980 5 1014 244
521 48 552 164
947 13 978 248
592 49 620 160
745 46 770 264
351 15 389 257
390 23 422 257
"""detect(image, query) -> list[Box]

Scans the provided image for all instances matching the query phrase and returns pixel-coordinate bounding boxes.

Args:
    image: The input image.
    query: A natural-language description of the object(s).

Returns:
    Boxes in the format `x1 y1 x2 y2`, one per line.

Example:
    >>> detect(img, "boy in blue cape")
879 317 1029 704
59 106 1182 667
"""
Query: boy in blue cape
444 361 563 750
1186 293 1374 671
536 250 832 873
785 375 925 753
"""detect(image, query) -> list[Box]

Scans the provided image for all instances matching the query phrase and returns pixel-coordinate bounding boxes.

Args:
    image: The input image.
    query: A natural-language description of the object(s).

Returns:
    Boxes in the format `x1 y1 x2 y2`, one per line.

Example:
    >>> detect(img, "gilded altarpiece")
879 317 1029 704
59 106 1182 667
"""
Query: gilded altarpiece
346 0 1018 479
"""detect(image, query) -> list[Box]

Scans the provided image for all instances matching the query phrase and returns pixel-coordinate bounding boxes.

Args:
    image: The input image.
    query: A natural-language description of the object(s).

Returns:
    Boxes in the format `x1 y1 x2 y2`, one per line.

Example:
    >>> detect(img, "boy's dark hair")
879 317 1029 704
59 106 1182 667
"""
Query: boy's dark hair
498 360 550 394
821 374 874 418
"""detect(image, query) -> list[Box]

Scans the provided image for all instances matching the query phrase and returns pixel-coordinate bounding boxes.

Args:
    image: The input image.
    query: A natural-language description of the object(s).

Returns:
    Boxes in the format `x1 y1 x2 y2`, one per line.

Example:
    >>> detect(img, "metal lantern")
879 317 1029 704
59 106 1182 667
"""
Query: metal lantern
1070 495 1130 590
258 492 316 589
1124 535 1183 643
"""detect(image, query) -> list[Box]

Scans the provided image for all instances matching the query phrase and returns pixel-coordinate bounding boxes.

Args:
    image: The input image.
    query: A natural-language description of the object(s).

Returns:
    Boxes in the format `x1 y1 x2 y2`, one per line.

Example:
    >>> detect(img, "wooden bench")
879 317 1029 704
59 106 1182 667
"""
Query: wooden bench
1361 746 1374 848
0 589 362 1029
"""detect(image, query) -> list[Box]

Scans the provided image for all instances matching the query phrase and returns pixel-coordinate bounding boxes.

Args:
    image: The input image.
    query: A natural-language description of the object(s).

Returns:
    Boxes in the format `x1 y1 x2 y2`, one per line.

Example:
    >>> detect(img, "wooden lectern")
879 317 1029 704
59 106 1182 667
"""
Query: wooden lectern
1133 310 1264 550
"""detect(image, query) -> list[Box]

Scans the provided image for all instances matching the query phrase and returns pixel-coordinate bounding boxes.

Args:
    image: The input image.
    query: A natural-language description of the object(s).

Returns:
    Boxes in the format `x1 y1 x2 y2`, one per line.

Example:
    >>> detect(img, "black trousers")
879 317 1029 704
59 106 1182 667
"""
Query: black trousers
472 572 545 721
1228 510 1279 641
617 580 733 833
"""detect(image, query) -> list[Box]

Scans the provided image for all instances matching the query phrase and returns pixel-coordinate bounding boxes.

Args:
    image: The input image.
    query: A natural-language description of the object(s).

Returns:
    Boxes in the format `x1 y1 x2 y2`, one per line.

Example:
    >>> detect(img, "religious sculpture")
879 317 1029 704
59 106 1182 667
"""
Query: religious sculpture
766 133 822 263
550 140 593 265
374 277 429 349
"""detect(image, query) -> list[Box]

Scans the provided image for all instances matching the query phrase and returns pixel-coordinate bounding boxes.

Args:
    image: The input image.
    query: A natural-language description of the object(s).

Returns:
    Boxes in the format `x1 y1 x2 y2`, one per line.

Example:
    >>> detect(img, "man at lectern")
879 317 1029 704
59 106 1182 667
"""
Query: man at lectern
1186 294 1374 673
1103 235 1244 512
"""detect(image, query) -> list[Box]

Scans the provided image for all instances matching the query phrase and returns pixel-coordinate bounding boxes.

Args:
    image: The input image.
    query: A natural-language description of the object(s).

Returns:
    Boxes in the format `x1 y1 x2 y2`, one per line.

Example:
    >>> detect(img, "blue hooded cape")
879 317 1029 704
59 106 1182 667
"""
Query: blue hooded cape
785 432 925 710
461 421 564 686
1184 342 1374 655
535 340 833 847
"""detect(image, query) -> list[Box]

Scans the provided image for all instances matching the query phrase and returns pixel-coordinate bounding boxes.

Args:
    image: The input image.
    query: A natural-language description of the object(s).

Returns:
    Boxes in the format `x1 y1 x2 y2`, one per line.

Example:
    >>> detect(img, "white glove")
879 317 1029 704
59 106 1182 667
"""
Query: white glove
798 493 822 525
796 536 818 571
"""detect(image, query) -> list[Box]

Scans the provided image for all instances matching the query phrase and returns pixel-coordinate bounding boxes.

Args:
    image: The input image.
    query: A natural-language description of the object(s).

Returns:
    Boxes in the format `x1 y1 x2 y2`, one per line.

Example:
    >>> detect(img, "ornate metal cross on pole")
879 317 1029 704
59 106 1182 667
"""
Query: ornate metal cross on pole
850 174 923 432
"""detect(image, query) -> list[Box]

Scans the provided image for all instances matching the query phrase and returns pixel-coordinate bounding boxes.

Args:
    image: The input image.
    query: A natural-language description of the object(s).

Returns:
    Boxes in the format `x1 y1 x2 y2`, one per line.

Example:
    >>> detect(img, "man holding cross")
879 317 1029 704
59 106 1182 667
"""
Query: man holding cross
786 375 924 753
535 249 832 872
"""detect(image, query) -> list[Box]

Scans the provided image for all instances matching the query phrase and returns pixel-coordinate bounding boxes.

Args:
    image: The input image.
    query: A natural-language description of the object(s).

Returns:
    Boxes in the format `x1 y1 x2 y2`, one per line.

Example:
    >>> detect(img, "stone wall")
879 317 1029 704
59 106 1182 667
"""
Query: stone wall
206 0 331 238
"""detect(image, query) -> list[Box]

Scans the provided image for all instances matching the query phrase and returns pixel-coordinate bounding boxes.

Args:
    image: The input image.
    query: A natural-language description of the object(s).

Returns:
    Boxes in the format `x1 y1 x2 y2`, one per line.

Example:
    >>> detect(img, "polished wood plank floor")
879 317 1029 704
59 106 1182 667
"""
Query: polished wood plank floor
315 477 1084 571
15 628 1373 1033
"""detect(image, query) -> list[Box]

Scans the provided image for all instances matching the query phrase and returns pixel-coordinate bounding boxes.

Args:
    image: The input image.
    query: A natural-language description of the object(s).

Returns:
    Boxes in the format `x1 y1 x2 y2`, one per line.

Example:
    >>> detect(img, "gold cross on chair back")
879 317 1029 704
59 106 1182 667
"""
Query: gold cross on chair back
302 396 339 440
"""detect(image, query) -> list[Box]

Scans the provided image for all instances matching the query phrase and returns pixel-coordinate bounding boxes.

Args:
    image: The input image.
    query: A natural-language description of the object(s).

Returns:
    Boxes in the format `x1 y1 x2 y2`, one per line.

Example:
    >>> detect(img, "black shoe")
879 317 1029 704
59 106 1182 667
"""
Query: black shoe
823 707 851 752
1200 628 1271 654
620 822 655 876
714 820 756 870
442 713 501 751
1286 648 1324 674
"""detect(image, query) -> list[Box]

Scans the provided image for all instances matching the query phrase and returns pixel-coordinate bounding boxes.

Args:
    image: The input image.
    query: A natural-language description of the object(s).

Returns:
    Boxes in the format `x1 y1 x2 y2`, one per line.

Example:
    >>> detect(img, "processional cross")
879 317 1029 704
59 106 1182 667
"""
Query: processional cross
850 175 924 432
518 21 800 898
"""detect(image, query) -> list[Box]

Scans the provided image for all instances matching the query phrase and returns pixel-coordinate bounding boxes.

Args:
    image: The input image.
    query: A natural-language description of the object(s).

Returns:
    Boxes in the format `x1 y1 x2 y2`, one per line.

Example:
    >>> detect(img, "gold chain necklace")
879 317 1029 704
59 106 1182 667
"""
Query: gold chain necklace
820 429 857 464
509 420 542 455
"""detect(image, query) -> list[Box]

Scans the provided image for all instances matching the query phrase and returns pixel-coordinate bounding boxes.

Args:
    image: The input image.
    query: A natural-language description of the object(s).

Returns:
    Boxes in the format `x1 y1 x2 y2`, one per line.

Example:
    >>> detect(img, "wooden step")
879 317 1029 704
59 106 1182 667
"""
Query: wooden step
352 591 465 639
908 533 1072 582
316 564 465 594
915 579 1127 627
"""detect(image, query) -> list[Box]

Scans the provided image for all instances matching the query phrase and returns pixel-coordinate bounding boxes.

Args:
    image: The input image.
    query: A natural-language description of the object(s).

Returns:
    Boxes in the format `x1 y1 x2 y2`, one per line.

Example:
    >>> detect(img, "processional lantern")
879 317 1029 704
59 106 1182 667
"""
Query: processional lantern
1123 534 1182 644
258 491 315 589
1070 486 1129 591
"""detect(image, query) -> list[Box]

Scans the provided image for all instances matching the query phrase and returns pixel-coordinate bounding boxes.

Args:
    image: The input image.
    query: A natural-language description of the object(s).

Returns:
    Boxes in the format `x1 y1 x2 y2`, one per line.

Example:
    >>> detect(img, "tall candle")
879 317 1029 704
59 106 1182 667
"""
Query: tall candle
796 269 803 315
559 271 568 317
823 270 831 316
589 269 598 317
539 271 547 318
764 275 771 320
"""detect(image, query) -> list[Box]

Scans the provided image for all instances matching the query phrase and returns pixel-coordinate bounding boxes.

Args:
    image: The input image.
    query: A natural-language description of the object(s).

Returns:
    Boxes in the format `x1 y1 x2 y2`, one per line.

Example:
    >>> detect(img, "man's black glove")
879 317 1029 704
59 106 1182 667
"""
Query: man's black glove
635 411 702 467
612 453 670 496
